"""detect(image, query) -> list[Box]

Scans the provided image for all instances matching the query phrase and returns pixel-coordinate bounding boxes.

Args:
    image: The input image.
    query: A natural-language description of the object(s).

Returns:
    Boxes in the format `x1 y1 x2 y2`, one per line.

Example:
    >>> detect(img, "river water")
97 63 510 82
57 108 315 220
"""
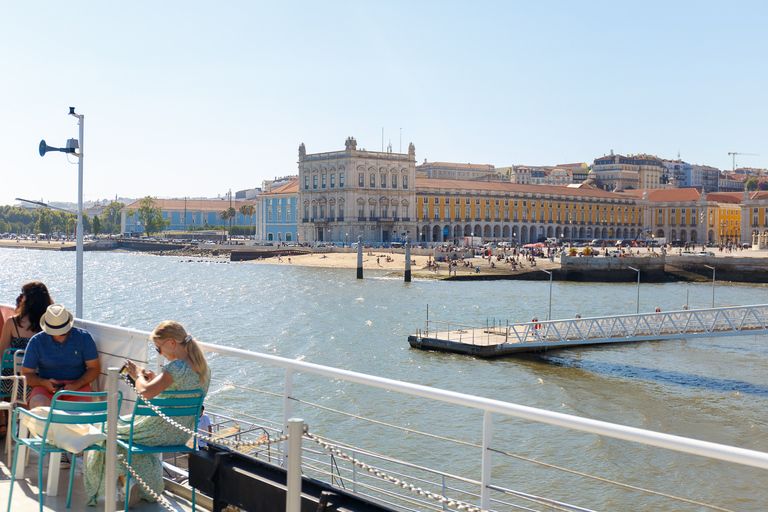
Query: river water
1 248 766 511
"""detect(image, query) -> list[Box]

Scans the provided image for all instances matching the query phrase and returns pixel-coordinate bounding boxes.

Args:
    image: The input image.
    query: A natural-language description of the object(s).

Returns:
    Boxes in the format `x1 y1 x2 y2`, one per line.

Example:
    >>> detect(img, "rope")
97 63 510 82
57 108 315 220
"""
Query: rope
305 431 483 512
119 373 288 450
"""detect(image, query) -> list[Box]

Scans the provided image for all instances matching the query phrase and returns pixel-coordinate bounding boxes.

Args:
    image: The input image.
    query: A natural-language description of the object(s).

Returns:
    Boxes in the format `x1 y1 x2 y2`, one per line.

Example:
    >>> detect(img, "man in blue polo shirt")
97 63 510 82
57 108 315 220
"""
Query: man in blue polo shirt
22 303 100 408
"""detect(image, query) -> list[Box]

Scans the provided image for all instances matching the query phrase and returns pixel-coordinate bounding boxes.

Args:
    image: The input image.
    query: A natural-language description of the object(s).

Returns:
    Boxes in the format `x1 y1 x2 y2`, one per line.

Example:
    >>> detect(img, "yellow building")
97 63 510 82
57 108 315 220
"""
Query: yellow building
414 179 641 244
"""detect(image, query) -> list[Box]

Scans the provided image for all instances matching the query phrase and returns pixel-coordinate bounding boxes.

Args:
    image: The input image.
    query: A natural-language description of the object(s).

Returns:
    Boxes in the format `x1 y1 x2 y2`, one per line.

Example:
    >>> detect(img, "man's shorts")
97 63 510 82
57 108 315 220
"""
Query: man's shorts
29 381 93 402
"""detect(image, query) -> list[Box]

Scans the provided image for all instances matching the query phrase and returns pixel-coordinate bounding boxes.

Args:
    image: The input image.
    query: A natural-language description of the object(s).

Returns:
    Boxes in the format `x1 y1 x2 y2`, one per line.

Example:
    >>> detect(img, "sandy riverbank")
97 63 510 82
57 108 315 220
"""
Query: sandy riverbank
243 250 561 277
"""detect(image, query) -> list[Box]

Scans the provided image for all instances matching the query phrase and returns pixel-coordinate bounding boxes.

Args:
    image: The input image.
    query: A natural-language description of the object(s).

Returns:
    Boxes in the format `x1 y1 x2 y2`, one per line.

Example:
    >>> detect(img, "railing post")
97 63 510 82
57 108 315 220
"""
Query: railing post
105 367 119 512
481 410 492 511
282 368 294 466
286 418 304 512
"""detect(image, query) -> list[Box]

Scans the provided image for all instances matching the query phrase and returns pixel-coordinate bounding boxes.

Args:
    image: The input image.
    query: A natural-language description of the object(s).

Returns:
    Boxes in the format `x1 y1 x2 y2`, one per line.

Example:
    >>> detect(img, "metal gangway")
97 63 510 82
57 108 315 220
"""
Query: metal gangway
413 304 768 355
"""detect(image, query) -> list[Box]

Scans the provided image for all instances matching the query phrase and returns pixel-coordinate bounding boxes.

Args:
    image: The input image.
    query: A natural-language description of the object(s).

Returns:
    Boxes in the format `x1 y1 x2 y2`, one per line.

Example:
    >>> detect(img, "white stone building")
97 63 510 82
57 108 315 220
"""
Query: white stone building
297 137 418 245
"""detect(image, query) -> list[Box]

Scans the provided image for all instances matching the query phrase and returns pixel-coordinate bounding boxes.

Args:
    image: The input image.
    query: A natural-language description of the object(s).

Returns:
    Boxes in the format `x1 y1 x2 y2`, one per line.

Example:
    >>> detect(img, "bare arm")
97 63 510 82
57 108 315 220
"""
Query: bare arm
124 359 173 400
21 367 58 393
0 317 13 355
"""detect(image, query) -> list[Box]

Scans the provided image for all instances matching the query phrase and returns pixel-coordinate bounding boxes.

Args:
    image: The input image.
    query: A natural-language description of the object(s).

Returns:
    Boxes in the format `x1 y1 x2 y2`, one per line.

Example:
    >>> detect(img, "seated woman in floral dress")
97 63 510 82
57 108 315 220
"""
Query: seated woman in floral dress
84 321 210 507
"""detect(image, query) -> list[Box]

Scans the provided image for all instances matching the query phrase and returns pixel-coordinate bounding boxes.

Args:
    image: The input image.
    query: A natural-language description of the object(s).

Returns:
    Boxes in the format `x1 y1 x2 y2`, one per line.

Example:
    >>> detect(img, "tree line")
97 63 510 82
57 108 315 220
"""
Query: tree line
0 201 124 236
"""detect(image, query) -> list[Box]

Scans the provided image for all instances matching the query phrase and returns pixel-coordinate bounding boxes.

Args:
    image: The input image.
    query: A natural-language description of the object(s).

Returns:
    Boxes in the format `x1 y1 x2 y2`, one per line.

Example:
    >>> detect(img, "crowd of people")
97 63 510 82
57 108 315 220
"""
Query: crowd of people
1 281 210 508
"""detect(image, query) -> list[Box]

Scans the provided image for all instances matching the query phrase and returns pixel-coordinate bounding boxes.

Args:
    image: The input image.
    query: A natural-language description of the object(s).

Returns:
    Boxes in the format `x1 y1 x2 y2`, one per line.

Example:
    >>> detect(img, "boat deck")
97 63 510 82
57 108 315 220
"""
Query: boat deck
0 445 198 511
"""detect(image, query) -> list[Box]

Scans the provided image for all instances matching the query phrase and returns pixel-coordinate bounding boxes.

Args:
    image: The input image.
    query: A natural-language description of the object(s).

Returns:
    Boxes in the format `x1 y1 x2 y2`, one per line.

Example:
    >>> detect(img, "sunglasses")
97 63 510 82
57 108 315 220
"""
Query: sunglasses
154 338 171 353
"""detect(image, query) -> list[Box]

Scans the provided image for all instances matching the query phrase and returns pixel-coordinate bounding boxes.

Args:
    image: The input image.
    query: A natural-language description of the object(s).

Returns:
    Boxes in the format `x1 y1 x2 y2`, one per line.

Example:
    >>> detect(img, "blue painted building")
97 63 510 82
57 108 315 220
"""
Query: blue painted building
121 198 257 234
259 180 298 242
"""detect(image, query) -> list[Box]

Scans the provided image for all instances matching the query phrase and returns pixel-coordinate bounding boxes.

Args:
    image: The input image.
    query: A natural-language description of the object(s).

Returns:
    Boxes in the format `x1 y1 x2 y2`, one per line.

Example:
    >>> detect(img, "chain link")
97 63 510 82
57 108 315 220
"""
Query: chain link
117 455 177 512
305 432 483 512
121 375 480 511
119 373 287 450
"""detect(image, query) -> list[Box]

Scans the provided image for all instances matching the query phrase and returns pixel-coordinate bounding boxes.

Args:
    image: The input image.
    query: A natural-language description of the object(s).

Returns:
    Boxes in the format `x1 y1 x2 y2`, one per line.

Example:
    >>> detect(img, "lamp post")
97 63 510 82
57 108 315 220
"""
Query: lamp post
628 266 640 314
38 107 84 319
704 264 715 307
540 269 553 320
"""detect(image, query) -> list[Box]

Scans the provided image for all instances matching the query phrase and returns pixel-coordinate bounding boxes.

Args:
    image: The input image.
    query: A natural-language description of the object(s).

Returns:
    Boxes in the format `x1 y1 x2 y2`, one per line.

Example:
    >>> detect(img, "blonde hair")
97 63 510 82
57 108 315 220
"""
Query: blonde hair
151 321 209 383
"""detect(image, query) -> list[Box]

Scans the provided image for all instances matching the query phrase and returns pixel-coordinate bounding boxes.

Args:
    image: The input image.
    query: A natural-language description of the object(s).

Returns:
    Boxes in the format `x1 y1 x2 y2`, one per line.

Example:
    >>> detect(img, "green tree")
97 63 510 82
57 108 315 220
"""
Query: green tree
239 203 256 239
745 177 759 191
81 212 91 234
36 209 53 235
220 207 236 241
128 196 170 236
92 215 101 236
104 201 124 234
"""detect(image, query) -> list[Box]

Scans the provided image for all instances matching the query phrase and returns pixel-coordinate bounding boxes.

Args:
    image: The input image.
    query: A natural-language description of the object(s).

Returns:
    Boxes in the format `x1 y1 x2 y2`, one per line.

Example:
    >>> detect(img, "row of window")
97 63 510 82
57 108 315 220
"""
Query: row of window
420 208 638 224
304 173 345 190
267 207 292 222
300 205 411 221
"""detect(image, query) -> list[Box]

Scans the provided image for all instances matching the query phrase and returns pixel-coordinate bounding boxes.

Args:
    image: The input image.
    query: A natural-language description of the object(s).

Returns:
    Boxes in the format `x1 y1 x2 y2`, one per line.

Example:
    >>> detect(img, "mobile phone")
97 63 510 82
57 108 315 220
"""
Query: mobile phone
120 362 136 386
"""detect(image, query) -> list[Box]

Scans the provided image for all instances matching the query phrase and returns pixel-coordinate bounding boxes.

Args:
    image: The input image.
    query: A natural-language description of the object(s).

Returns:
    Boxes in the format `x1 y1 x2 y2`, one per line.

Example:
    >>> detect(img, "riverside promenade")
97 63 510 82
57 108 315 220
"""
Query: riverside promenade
3 239 768 282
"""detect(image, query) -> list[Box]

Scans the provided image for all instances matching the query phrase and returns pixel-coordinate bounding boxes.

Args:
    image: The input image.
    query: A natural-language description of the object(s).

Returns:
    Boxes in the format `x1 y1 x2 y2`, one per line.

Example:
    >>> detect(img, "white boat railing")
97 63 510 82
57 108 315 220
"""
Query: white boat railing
6 309 767 511
197 340 768 511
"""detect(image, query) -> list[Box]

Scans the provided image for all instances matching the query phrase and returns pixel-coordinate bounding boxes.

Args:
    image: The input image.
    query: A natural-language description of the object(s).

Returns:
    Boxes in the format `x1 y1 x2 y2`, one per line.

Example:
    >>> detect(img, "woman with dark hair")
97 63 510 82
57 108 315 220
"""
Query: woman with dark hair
0 281 53 435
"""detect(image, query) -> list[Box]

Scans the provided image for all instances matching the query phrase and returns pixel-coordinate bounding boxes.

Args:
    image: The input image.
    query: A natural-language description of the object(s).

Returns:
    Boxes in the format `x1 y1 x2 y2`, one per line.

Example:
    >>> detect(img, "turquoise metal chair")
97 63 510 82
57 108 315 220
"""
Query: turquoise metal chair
7 390 121 512
0 348 25 457
116 389 204 511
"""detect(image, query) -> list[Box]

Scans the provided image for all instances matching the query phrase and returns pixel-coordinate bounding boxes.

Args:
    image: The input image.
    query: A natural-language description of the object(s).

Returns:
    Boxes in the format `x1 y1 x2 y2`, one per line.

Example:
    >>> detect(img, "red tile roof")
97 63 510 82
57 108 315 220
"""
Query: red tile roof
621 188 702 202
415 178 631 200
262 179 299 195
705 192 743 204
125 198 256 211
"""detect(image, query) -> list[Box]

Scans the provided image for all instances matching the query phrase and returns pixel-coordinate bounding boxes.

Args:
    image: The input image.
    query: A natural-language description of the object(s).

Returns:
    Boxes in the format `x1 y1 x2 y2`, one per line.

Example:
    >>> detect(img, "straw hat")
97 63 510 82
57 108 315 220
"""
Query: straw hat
40 304 74 336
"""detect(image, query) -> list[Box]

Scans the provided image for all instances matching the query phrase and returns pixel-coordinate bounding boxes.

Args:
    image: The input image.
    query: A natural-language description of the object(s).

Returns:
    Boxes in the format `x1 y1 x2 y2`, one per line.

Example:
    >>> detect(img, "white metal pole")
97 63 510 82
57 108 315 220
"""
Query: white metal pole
540 269 553 320
75 113 84 318
480 410 492 511
282 369 294 467
549 271 552 321
286 418 304 512
105 367 119 512
705 265 715 308
629 266 640 314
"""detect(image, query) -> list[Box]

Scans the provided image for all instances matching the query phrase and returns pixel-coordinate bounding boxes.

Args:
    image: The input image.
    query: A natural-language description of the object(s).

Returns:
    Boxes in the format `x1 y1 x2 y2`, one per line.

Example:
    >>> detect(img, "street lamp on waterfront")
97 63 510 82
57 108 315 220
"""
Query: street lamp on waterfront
38 107 84 319
704 264 715 307
628 266 640 314
540 269 553 321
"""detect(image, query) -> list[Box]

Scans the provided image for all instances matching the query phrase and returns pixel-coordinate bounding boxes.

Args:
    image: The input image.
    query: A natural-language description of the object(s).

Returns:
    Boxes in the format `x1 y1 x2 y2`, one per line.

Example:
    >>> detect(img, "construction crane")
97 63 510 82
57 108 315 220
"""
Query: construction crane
728 152 759 173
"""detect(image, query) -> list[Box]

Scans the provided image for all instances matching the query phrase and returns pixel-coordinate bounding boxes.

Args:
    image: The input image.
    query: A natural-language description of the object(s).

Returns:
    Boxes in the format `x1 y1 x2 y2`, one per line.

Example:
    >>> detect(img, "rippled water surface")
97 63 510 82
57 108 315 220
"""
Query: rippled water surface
1 248 767 511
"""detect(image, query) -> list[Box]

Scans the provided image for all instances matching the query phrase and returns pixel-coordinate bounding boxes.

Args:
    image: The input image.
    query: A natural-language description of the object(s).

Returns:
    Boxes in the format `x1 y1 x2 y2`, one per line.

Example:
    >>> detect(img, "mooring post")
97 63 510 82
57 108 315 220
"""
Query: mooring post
356 235 363 279
404 236 411 282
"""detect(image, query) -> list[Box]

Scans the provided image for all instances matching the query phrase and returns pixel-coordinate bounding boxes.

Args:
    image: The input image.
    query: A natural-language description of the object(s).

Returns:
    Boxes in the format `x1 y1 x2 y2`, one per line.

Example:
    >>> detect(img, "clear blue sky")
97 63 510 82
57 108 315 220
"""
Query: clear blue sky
2 1 766 207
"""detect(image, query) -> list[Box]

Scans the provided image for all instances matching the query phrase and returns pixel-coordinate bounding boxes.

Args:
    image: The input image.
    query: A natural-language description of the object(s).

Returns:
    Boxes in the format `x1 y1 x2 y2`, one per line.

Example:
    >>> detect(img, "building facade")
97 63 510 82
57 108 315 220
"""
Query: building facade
259 179 298 243
122 198 257 234
415 179 643 244
591 152 664 191
415 161 497 180
297 137 418 245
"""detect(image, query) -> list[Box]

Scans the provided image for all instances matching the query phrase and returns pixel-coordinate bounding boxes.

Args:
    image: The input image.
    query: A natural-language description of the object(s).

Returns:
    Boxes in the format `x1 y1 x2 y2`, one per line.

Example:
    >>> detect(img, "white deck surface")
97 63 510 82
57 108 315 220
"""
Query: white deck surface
0 444 198 511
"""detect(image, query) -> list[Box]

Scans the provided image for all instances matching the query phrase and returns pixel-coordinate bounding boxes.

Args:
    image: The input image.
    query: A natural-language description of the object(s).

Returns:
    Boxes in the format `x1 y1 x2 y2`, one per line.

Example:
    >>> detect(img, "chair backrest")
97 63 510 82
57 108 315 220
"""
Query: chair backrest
47 391 118 427
1 348 18 372
0 348 22 400
129 389 204 445
132 389 204 420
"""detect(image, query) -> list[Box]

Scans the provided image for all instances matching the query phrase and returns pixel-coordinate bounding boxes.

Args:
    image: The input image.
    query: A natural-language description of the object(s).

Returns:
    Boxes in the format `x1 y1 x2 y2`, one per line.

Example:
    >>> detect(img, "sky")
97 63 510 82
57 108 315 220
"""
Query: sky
2 1 767 207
